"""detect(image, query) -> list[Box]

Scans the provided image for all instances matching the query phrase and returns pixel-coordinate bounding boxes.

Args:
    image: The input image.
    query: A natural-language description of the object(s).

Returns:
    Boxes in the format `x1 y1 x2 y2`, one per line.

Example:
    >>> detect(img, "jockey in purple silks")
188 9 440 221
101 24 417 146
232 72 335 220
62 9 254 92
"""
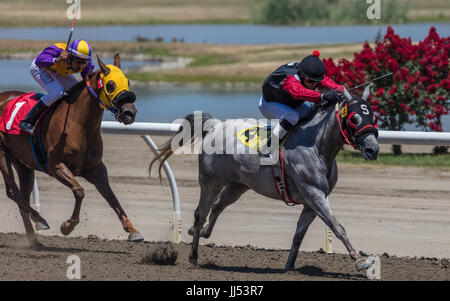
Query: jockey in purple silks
19 39 95 135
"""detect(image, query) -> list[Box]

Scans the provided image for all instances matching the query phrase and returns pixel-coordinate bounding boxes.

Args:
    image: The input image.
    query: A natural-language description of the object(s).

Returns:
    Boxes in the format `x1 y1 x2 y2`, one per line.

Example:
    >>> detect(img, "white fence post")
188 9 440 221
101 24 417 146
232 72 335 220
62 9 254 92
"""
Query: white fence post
141 135 182 243
32 178 40 234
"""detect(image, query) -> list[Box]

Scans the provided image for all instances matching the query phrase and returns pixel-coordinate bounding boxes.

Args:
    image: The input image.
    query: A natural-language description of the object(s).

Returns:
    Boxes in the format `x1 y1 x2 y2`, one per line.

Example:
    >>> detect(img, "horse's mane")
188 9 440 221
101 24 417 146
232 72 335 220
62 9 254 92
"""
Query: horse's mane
64 70 101 103
299 104 335 130
65 80 86 95
287 105 336 148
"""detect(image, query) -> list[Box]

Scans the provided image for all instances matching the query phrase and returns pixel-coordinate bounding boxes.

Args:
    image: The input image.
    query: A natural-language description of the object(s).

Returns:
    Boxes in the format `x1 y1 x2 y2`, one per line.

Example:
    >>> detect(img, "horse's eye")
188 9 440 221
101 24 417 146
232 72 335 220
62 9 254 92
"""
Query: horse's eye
351 114 363 126
106 80 116 94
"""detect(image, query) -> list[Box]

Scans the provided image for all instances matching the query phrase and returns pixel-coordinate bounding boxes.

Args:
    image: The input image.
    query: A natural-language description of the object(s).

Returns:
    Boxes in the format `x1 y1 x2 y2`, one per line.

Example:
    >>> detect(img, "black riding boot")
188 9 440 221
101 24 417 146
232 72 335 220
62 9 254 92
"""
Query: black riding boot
260 118 295 156
18 100 48 135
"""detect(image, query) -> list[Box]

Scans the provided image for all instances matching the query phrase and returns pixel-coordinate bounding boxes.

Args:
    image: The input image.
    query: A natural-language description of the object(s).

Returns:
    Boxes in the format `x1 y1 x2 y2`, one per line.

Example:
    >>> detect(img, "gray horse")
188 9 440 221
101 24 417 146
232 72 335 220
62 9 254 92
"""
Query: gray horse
150 86 379 271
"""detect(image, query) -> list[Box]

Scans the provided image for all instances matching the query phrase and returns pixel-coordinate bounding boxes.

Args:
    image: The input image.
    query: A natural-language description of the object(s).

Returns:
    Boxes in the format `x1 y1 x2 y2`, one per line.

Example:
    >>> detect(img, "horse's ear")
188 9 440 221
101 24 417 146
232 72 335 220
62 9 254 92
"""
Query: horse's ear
362 85 370 102
97 55 111 76
343 86 352 101
114 53 121 69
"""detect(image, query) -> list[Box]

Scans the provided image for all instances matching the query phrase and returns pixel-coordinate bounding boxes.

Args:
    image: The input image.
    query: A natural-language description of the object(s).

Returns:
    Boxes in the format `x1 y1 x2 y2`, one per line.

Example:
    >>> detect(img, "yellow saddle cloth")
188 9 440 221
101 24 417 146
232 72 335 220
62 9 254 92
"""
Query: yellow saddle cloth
236 125 288 151
236 126 269 151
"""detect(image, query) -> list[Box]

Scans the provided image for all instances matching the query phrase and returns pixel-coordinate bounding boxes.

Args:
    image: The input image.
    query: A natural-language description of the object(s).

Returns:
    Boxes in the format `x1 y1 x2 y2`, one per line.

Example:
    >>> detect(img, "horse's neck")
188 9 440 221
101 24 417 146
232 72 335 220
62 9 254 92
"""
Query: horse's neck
66 80 104 131
286 106 344 163
316 107 344 162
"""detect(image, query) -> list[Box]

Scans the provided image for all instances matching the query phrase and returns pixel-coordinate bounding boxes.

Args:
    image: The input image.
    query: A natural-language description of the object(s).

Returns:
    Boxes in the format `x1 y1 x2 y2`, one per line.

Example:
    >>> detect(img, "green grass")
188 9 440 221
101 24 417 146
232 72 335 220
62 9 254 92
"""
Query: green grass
141 48 176 57
126 71 263 84
337 151 450 169
255 0 410 25
188 55 238 68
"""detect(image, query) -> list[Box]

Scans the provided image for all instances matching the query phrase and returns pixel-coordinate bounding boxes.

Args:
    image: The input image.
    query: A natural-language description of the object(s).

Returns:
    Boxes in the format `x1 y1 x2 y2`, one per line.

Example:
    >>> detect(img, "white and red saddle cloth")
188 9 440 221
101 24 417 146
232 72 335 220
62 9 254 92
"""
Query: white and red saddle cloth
0 93 41 135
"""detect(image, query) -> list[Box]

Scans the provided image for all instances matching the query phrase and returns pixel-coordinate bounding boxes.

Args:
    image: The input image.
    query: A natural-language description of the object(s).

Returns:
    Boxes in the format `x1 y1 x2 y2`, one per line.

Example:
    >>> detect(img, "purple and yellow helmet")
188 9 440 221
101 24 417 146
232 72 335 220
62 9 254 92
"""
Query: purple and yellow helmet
68 39 92 60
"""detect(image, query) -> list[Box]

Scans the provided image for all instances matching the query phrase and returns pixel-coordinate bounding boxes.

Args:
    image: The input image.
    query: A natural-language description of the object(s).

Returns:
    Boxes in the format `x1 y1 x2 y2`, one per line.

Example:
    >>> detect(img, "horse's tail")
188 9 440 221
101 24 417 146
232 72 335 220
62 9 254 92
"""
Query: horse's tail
149 112 214 182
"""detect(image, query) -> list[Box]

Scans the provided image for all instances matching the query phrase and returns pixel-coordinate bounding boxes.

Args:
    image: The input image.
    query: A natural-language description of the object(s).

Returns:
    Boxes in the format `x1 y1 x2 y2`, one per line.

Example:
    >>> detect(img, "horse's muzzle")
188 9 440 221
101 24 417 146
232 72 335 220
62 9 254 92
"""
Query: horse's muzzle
114 91 137 125
118 102 137 125
357 133 379 161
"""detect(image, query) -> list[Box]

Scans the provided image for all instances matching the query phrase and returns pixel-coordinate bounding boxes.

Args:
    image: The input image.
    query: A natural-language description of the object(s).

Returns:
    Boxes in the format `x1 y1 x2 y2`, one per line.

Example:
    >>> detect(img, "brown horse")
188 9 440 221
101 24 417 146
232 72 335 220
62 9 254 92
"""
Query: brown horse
0 54 143 250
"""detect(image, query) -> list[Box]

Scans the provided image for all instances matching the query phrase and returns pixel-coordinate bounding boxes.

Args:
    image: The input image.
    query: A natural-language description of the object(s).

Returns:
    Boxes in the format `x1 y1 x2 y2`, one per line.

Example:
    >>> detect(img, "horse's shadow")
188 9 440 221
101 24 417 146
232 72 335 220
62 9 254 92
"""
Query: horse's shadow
200 262 284 274
0 243 129 255
200 263 365 280
297 265 366 280
40 245 130 255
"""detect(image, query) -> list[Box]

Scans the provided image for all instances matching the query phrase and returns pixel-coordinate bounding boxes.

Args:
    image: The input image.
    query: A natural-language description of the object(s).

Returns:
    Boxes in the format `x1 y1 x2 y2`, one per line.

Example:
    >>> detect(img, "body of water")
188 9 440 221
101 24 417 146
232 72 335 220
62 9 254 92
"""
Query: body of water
0 23 448 44
0 59 448 131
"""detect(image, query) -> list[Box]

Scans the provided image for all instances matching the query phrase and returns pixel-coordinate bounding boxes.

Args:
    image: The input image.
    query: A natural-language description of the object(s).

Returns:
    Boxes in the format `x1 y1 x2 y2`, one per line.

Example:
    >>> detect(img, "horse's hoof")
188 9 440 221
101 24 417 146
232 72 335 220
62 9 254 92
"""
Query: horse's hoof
284 265 295 272
355 257 371 271
200 229 210 239
188 227 210 238
30 241 45 251
35 220 50 231
128 232 144 242
60 221 71 236
189 250 198 266
189 256 198 266
188 227 194 236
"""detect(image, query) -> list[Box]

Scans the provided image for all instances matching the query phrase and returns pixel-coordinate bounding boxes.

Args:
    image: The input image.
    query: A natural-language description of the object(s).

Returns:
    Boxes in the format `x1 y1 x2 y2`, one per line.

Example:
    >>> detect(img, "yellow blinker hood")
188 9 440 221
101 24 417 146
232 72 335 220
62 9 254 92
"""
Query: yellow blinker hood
97 65 130 109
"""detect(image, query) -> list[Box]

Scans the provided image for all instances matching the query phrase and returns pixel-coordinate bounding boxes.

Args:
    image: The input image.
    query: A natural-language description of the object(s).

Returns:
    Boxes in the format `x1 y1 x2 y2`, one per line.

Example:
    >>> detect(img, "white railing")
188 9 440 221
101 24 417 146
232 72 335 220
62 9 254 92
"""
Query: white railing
31 121 450 247
101 121 450 145
378 130 450 145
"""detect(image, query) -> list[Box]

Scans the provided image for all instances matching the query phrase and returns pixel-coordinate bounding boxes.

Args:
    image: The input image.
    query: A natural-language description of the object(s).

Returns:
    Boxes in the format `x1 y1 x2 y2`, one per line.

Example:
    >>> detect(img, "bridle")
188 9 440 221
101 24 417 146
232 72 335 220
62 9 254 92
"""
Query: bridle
335 101 378 150
85 75 120 118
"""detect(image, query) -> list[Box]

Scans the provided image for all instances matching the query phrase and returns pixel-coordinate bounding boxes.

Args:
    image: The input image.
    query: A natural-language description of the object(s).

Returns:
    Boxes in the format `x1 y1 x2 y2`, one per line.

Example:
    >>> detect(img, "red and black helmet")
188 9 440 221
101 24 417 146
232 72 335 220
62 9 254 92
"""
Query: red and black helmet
298 50 325 82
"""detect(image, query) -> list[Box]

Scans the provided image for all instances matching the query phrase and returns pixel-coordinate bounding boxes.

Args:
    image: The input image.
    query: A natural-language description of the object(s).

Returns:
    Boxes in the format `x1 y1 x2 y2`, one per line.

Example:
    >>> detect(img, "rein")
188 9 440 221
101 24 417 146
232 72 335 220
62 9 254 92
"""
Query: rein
335 103 358 149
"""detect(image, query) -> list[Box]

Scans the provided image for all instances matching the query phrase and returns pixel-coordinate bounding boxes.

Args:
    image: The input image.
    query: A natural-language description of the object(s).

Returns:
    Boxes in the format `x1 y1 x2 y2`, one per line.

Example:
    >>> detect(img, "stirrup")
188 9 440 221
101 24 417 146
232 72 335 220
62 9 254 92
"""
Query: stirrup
19 121 36 135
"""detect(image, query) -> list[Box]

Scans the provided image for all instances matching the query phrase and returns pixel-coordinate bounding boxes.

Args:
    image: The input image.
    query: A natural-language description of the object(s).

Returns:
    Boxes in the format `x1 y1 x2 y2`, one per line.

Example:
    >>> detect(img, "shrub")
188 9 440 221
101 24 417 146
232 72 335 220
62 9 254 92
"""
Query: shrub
323 26 450 133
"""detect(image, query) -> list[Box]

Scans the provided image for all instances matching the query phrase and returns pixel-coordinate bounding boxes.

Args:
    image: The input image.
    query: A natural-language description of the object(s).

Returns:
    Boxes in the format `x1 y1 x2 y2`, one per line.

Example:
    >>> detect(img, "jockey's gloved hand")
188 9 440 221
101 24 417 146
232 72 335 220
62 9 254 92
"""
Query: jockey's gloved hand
320 90 340 107
56 50 70 63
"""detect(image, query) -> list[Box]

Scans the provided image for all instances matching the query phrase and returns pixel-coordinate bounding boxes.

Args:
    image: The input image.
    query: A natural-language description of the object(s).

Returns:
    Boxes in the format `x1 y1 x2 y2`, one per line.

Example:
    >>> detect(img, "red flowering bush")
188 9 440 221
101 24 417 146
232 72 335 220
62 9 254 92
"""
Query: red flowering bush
324 26 449 132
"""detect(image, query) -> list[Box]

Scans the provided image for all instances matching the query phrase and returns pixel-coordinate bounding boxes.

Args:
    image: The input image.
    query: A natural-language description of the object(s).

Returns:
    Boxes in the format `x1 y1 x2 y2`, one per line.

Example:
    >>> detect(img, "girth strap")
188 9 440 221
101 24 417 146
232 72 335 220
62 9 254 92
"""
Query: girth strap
272 149 299 206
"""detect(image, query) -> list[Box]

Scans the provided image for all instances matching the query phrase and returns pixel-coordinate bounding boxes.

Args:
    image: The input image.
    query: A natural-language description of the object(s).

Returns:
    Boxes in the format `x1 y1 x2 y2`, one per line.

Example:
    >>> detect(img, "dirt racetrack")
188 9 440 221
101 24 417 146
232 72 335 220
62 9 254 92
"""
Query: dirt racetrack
0 232 448 281
0 135 449 281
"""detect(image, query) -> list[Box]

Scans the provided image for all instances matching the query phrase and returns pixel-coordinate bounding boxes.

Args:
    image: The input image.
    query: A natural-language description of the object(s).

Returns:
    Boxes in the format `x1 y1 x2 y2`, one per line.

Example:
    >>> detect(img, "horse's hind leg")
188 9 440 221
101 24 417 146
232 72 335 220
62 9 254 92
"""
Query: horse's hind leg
189 179 225 266
82 162 143 242
284 206 316 271
189 182 249 239
12 159 50 232
0 146 47 250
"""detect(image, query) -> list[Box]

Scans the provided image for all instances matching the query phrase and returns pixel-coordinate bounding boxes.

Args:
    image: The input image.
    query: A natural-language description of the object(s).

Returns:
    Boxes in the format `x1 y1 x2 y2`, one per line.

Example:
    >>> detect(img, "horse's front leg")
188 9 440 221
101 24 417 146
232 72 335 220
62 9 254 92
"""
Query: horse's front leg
51 162 84 236
82 162 143 242
302 185 370 271
284 206 316 271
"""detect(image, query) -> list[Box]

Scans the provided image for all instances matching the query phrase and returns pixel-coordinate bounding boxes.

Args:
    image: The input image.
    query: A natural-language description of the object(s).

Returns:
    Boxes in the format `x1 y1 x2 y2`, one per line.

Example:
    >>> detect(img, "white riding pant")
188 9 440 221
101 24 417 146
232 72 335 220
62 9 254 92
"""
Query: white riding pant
30 59 78 106
258 96 314 126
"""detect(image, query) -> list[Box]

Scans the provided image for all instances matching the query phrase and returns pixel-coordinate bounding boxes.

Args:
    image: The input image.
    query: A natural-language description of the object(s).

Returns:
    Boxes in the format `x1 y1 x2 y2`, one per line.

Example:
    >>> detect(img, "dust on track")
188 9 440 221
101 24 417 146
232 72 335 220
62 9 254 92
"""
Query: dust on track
0 233 448 281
